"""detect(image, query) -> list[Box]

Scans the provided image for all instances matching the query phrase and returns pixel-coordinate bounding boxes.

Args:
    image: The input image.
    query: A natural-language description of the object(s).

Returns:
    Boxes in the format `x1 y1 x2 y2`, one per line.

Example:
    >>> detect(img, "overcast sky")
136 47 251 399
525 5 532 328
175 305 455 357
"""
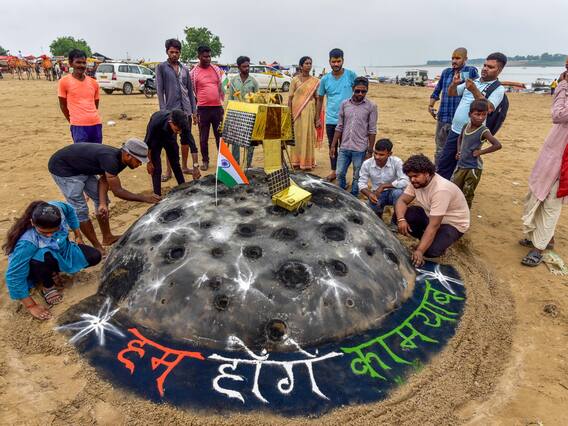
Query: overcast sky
3 0 567 66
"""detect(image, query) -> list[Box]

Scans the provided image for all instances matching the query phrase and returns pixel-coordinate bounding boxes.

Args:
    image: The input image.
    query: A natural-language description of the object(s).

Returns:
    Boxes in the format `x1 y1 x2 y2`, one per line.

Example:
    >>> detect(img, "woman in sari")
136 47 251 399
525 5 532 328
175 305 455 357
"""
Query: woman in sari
288 56 323 170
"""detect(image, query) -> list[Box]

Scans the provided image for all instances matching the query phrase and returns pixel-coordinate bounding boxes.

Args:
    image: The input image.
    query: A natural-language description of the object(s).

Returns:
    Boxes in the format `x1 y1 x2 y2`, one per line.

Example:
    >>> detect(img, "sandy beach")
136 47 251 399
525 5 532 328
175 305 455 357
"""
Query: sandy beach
0 77 567 425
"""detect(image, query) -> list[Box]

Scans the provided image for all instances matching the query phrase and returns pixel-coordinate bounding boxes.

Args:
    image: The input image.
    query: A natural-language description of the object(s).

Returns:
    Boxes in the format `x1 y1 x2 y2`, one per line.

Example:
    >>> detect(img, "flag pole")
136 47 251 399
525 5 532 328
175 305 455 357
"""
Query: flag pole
215 139 222 207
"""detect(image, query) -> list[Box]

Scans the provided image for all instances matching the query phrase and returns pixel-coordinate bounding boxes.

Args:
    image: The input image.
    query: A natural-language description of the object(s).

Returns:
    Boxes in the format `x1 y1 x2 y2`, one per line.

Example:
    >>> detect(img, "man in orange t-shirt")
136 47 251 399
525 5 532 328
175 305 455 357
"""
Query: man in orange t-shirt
58 49 102 143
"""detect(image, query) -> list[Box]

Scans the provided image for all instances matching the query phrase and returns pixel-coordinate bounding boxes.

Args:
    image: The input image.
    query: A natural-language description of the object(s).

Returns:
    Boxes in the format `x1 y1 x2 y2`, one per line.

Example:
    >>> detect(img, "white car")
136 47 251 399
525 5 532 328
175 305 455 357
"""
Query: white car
95 62 155 95
228 65 291 92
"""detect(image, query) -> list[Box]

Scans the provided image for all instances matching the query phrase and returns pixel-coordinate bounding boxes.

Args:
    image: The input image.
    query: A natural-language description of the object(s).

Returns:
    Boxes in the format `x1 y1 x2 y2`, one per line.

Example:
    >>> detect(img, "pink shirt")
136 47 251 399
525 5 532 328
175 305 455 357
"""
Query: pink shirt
528 80 568 203
404 173 470 233
191 65 223 107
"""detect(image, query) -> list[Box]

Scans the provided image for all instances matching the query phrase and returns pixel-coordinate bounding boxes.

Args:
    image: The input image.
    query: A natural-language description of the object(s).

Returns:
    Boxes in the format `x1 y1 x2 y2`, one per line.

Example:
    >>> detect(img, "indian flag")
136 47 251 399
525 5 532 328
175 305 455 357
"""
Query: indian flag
216 139 249 188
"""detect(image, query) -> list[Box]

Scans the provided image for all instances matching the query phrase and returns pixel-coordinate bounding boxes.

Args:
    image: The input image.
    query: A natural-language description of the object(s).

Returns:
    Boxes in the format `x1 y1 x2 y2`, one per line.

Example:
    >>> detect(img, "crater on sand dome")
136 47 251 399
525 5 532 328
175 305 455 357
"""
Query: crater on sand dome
97 170 416 351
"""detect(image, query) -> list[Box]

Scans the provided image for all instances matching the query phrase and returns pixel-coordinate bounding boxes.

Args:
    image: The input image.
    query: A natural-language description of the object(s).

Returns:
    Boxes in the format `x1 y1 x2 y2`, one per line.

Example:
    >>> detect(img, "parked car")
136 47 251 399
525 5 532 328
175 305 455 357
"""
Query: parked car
95 62 155 95
399 69 429 86
228 64 291 92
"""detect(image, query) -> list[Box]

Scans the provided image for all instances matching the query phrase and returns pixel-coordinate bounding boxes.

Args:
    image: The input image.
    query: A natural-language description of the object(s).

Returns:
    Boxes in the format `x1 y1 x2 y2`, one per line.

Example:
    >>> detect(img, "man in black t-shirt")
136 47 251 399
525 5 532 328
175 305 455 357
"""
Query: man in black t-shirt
145 109 201 196
48 139 160 253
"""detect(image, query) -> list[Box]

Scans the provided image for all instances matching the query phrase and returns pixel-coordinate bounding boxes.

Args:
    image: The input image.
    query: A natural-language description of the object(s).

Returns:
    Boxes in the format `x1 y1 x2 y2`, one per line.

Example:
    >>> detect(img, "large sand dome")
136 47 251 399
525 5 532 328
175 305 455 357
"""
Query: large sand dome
99 171 416 350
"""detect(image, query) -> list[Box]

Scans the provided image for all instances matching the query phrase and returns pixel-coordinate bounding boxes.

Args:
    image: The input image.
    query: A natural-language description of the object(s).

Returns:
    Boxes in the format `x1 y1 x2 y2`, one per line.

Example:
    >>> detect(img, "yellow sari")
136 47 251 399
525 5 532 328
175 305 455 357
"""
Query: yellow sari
290 76 319 170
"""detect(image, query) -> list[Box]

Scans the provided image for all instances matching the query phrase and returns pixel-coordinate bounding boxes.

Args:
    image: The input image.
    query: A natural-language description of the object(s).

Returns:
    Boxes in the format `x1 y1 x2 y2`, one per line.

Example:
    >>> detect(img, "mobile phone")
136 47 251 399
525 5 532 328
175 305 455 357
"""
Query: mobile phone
461 71 470 81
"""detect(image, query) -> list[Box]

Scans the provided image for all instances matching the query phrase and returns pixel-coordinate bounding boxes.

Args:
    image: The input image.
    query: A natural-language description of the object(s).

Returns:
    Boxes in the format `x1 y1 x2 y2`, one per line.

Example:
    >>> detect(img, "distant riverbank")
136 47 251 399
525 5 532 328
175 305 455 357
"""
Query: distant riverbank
356 65 565 85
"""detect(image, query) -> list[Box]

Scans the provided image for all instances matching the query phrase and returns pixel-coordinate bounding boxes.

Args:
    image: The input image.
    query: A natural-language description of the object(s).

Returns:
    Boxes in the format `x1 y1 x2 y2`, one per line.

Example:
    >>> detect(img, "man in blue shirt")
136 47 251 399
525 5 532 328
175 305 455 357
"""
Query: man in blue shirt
316 48 357 181
437 52 507 180
428 48 478 165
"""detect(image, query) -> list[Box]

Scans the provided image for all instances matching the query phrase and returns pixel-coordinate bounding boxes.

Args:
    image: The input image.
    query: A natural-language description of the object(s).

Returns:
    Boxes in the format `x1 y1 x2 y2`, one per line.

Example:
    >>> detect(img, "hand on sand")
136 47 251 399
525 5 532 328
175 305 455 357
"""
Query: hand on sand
411 249 425 267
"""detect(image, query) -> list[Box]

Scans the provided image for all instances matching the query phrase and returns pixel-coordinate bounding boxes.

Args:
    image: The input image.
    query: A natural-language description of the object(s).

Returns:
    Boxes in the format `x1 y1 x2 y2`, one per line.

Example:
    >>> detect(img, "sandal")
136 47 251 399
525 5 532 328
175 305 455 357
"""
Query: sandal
42 288 63 305
521 250 543 267
518 238 554 250
161 174 172 182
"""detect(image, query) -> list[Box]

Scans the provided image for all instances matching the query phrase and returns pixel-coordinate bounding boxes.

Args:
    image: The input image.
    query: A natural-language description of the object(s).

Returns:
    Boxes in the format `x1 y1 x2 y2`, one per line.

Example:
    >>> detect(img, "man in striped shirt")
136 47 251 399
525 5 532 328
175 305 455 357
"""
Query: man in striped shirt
330 76 378 196
428 48 478 165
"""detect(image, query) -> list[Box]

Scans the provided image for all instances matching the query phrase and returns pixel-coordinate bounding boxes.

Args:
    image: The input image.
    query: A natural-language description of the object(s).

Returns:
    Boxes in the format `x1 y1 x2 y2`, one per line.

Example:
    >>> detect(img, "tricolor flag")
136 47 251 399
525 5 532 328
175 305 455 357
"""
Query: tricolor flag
216 139 249 188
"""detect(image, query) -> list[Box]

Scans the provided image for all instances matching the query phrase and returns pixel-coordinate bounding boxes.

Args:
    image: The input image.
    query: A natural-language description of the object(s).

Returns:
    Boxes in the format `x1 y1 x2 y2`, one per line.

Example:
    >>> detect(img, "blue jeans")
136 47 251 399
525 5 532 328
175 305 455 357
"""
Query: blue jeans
368 188 404 222
70 124 103 144
336 149 366 196
51 174 102 222
436 130 460 180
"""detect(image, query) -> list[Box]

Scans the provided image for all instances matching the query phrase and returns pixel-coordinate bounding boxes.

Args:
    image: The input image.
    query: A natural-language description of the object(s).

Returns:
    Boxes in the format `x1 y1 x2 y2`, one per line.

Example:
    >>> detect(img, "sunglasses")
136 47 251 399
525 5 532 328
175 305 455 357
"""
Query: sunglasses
354 89 367 94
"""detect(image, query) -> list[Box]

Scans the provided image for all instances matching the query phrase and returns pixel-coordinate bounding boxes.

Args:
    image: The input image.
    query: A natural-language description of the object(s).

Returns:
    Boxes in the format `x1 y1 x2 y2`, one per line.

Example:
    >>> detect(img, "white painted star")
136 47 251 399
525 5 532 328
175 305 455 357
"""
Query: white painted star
56 298 124 346
416 264 463 294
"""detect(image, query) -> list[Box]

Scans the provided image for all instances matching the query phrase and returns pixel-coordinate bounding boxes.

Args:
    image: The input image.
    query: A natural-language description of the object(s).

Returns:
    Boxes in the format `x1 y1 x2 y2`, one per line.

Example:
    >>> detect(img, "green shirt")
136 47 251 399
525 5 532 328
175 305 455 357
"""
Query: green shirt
228 74 259 101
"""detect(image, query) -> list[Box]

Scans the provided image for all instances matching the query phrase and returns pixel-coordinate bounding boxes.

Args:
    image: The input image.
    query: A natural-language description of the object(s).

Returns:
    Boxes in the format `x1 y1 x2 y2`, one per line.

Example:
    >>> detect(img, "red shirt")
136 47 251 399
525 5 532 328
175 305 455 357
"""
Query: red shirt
192 65 223 107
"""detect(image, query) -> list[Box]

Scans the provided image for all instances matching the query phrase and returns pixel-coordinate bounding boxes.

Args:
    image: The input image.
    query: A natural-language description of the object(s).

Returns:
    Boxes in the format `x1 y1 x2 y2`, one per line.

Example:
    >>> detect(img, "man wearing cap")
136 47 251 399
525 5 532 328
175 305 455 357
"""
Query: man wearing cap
48 139 160 253
145 109 201 197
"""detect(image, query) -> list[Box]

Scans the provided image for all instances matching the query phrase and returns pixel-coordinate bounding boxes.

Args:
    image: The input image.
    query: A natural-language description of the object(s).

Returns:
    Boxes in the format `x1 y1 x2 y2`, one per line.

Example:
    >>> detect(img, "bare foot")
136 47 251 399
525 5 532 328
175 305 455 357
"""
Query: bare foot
28 304 52 320
102 235 122 246
325 172 337 182
182 167 192 174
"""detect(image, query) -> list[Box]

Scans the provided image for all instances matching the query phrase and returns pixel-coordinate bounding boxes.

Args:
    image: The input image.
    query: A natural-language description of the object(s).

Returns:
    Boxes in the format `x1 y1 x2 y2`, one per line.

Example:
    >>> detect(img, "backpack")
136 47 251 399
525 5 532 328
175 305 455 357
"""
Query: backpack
483 80 509 134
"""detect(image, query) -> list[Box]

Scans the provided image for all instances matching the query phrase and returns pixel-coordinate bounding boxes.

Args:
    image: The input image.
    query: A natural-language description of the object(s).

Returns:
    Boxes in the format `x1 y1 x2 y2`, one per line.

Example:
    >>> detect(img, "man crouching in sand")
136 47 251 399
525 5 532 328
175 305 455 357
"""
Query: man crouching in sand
395 154 470 267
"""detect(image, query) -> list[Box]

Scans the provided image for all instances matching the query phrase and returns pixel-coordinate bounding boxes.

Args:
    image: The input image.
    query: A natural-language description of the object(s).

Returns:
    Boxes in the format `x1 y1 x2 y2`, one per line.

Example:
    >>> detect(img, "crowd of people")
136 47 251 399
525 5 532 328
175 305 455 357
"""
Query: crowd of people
3 41 568 320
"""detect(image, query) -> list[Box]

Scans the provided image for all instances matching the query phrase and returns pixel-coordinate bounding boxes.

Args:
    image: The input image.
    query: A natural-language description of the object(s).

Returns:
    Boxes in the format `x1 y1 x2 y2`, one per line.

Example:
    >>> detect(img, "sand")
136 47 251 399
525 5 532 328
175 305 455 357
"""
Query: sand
0 77 567 425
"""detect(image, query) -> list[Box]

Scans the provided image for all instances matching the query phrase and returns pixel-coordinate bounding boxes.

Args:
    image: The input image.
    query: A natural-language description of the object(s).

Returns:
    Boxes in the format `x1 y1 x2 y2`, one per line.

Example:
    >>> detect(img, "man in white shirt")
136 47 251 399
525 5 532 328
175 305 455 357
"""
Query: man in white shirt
358 139 409 223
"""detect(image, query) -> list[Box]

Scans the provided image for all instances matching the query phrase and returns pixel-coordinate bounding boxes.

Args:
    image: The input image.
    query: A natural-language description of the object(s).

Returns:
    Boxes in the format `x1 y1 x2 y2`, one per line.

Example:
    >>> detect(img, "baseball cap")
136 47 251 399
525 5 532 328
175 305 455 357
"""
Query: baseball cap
122 138 149 163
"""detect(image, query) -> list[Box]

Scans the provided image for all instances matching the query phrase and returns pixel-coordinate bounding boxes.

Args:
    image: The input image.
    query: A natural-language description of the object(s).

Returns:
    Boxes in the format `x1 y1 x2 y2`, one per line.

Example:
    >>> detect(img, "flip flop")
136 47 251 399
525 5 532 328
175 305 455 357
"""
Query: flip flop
161 174 172 182
521 250 543 267
42 288 63 305
518 238 554 250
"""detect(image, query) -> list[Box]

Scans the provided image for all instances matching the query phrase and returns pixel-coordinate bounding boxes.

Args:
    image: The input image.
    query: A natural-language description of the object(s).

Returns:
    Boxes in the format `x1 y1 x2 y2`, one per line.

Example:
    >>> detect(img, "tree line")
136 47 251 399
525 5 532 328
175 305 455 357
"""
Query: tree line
1 27 223 61
426 52 567 66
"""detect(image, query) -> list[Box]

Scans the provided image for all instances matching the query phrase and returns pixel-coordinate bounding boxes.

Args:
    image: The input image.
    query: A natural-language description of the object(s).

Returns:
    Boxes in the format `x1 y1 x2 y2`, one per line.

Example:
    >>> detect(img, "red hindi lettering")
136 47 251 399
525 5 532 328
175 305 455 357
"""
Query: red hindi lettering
117 327 205 397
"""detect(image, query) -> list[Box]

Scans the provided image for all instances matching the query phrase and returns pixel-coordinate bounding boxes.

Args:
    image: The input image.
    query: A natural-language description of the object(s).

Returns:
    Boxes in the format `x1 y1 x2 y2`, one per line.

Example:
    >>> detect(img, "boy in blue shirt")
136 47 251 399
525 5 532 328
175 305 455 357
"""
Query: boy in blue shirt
452 100 502 208
316 48 357 181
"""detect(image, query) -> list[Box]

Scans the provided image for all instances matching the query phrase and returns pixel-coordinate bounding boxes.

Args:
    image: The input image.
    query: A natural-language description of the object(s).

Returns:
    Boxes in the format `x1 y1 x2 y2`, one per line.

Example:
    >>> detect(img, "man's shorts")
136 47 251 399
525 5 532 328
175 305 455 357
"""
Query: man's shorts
51 174 104 222
70 124 103 144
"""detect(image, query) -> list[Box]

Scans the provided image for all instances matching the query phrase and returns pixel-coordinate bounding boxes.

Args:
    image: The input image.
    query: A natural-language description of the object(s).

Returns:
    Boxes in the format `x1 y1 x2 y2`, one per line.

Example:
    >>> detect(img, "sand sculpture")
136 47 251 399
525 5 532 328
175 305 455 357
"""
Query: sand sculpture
58 172 466 415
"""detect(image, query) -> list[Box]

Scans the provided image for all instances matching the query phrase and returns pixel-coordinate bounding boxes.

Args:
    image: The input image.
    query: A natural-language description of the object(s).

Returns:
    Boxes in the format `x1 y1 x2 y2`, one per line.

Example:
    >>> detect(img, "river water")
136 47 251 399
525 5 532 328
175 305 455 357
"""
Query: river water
355 66 566 86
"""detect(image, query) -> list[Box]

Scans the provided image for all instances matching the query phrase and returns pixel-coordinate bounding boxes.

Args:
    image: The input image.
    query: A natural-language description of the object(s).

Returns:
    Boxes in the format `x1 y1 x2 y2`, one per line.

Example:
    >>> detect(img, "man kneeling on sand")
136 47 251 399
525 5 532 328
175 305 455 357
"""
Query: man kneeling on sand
48 139 160 253
395 154 470 267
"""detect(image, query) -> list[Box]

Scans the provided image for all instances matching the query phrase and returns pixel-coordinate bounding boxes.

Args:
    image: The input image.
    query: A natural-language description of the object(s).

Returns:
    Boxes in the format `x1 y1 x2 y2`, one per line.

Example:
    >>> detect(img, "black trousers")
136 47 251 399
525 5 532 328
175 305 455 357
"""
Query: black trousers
326 124 338 171
404 206 463 257
28 244 102 289
150 137 185 196
198 106 224 163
